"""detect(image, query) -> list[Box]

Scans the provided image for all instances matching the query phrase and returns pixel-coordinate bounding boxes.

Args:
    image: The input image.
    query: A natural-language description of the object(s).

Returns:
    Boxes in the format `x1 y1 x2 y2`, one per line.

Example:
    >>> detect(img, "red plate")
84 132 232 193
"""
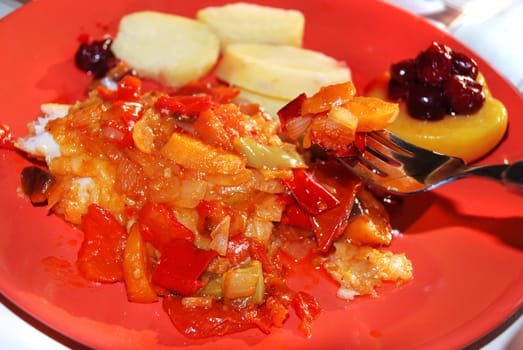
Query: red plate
1 0 522 349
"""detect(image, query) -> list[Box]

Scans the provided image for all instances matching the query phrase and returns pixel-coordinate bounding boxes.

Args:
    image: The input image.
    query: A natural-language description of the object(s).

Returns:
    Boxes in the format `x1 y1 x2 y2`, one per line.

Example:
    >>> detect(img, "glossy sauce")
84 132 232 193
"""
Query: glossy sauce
19 76 413 339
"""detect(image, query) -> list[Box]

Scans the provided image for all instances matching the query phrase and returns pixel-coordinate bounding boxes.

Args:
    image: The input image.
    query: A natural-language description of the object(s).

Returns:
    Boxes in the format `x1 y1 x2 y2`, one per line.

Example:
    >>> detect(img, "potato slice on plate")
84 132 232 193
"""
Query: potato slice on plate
216 43 351 100
111 11 220 87
235 88 289 118
197 3 305 49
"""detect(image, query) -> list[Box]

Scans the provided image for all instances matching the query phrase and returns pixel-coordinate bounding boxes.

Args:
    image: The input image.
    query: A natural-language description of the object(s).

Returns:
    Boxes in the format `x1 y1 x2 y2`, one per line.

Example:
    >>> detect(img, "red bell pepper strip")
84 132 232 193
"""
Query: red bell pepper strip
163 295 265 338
341 132 367 158
280 204 312 229
226 236 274 273
309 162 362 252
205 84 240 104
111 101 145 126
101 100 145 147
138 201 195 251
284 168 340 216
97 75 145 147
152 238 217 296
292 291 322 338
277 93 306 131
154 95 213 117
175 81 240 104
97 75 142 102
311 196 355 253
115 74 142 102
77 204 128 282
196 200 229 234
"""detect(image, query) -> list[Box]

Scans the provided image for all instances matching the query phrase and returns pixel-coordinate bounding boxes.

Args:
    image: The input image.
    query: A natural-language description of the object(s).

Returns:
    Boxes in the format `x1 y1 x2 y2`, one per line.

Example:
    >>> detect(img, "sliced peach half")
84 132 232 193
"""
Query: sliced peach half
365 73 508 163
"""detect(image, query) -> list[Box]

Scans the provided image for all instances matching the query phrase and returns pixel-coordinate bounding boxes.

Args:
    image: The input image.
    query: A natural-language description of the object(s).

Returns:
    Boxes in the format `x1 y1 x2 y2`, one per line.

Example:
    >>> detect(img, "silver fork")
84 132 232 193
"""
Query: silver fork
338 129 523 195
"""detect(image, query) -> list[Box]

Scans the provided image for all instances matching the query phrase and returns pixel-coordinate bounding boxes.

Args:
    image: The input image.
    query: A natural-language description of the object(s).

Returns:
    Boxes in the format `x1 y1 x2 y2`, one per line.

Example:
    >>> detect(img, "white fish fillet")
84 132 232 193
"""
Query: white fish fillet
15 103 70 163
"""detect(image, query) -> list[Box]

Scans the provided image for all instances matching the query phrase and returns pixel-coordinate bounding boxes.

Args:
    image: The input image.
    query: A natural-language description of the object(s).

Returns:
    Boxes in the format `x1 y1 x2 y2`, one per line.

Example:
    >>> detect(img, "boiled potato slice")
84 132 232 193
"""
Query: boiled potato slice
111 11 220 87
236 88 289 118
216 43 351 100
197 3 305 49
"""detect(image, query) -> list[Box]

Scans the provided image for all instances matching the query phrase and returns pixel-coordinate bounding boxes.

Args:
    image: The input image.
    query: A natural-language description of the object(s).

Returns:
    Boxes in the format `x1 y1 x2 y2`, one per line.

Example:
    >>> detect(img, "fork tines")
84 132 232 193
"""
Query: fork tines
352 130 411 177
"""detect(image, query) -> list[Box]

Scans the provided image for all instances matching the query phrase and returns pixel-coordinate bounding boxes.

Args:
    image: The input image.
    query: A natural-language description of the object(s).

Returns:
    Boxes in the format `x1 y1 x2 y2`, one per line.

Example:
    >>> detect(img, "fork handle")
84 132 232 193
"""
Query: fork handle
468 160 523 191
502 160 523 190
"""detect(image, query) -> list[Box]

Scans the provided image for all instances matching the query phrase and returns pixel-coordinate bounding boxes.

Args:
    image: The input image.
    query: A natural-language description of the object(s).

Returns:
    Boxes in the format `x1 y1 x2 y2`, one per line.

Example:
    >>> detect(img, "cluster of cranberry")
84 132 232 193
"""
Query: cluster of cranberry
75 38 118 79
387 41 485 120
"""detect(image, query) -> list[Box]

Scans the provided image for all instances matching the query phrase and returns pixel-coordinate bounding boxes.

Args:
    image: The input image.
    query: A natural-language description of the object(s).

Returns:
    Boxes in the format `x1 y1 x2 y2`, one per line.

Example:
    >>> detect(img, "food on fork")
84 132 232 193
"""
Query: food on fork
197 2 305 49
278 82 399 158
365 41 508 162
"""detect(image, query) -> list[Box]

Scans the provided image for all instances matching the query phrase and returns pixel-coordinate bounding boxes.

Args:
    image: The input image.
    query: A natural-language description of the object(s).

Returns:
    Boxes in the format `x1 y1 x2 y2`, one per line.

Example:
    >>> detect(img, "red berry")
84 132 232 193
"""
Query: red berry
387 41 485 119
444 75 485 115
451 51 479 79
406 83 447 120
415 42 452 85
387 79 410 101
75 38 117 78
388 59 417 100
390 59 417 84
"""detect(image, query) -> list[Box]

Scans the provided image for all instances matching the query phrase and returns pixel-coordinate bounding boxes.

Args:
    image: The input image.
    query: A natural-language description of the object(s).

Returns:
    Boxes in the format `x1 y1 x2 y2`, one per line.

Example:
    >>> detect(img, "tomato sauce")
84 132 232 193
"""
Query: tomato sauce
15 74 412 339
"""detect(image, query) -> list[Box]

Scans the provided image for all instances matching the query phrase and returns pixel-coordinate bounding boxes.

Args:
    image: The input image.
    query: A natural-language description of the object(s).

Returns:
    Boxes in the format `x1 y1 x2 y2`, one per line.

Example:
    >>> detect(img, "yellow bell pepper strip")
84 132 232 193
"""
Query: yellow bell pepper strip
161 132 246 175
123 224 158 303
300 82 357 115
343 189 393 246
233 137 307 170
284 168 340 216
77 204 127 282
152 238 217 296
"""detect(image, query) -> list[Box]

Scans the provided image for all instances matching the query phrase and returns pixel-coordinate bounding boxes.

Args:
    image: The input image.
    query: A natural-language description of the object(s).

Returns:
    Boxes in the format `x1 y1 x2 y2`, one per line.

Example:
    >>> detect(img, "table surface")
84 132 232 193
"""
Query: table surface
1 0 522 349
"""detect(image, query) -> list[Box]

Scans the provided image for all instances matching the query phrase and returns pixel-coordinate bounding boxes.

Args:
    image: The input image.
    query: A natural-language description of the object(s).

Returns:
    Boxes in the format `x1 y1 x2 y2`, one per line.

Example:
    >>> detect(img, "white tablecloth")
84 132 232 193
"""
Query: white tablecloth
1 0 522 349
